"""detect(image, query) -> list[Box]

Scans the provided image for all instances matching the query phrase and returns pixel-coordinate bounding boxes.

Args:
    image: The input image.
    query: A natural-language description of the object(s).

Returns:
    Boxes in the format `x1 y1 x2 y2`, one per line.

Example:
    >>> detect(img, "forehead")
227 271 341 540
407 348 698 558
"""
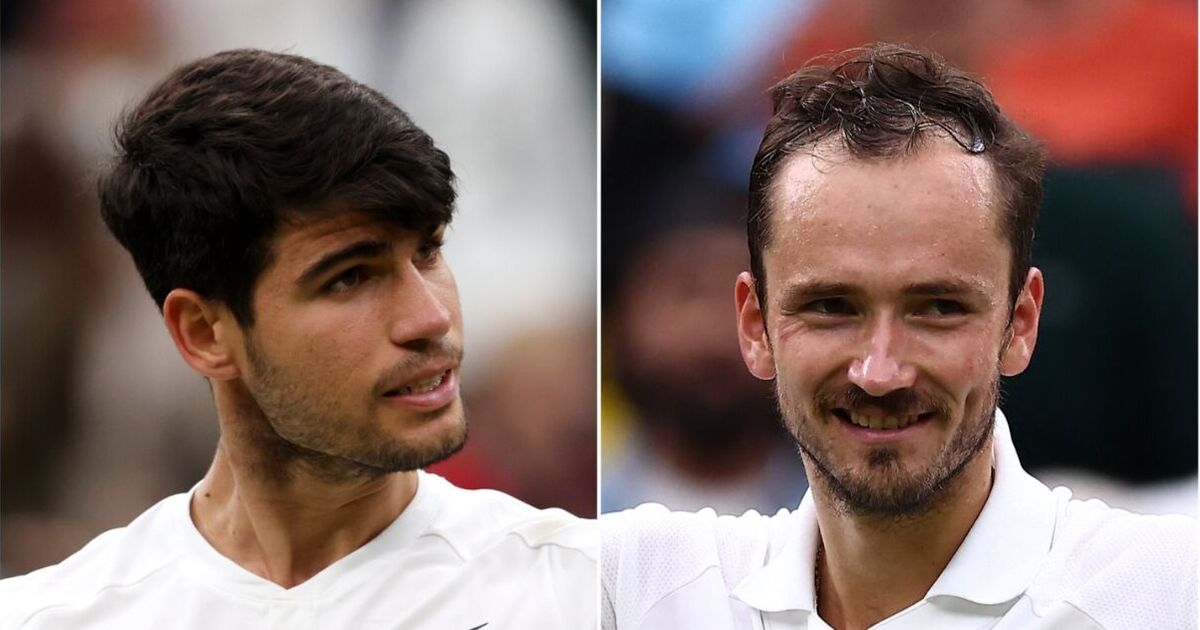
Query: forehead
271 212 393 261
263 208 440 277
764 137 1008 291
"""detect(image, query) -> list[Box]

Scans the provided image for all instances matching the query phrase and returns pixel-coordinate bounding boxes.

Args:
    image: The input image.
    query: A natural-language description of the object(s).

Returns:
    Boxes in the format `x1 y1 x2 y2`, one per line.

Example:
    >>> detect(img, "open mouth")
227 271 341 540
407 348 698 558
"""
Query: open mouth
379 368 458 412
384 369 452 397
832 408 935 430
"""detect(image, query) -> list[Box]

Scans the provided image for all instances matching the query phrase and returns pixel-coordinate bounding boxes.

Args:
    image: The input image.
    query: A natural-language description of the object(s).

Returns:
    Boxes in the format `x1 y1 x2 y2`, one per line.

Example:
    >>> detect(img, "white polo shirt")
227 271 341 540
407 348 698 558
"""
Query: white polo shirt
1 471 597 629
601 411 1197 629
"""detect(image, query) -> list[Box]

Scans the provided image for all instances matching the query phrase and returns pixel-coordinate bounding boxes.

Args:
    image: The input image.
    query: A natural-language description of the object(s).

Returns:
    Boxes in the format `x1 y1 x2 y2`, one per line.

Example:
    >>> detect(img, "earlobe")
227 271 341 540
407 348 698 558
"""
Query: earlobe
999 268 1044 376
162 289 242 381
735 272 776 380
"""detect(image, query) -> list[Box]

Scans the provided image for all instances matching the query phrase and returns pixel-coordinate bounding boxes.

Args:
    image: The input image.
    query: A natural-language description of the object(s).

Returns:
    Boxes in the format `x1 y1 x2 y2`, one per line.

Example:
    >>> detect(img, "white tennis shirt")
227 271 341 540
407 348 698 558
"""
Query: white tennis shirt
601 411 1197 629
1 471 597 629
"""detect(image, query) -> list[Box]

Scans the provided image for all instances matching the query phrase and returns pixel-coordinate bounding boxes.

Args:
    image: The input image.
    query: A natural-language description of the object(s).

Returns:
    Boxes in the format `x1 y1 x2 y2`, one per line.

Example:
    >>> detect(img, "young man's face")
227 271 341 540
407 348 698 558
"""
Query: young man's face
230 209 466 480
737 136 1042 516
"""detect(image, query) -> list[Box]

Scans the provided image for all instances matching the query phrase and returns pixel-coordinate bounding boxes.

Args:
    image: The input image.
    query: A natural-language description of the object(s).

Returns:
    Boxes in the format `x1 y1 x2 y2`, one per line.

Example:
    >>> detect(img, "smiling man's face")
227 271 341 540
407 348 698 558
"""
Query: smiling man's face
736 135 1043 517
225 209 467 482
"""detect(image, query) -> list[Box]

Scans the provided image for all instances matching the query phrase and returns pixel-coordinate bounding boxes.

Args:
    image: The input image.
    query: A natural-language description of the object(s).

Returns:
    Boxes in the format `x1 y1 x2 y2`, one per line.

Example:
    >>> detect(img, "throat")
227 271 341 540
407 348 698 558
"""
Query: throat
810 453 995 627
815 538 940 629
191 448 418 588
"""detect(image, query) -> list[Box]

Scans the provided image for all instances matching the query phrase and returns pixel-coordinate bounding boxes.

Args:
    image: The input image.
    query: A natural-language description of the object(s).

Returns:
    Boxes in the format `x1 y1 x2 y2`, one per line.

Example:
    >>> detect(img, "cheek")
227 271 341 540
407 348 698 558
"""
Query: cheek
771 336 842 404
258 307 376 380
772 323 856 383
915 331 1000 403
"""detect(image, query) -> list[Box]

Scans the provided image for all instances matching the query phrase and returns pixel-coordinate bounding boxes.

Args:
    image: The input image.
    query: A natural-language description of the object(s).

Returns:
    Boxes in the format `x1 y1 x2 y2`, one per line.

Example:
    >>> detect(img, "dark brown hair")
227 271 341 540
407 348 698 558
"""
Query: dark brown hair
98 49 455 326
747 43 1045 310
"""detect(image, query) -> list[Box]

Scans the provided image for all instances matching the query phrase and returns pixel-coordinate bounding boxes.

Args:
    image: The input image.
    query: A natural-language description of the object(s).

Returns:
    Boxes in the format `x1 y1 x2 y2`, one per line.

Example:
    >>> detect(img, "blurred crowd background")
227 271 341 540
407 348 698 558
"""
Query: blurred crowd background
5 0 1198 580
601 0 1198 516
2 0 597 576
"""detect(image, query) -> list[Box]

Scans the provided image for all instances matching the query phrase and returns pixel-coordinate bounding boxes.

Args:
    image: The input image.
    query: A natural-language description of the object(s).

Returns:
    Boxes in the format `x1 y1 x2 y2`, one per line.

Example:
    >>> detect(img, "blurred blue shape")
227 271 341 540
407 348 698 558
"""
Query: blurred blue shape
603 0 813 106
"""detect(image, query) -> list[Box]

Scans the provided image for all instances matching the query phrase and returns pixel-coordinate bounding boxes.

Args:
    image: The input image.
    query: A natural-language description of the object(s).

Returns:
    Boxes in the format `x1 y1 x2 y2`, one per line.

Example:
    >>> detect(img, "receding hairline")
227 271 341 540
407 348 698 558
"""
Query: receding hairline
761 131 1006 253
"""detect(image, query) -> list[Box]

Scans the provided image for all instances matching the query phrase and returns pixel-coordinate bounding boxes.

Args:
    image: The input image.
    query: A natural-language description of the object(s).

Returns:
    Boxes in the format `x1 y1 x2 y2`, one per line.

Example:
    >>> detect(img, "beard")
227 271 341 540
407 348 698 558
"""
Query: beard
238 335 467 484
778 375 998 519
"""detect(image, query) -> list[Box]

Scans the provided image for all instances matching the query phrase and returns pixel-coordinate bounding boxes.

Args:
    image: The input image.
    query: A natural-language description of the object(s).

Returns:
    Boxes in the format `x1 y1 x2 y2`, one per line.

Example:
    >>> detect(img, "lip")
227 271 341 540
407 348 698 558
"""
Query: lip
831 409 936 444
380 368 458 411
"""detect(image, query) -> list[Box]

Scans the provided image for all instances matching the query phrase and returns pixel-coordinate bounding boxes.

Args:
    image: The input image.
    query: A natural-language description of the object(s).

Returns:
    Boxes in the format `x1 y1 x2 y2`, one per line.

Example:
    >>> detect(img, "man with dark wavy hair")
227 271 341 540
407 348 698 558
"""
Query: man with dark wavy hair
602 44 1195 629
0 49 595 629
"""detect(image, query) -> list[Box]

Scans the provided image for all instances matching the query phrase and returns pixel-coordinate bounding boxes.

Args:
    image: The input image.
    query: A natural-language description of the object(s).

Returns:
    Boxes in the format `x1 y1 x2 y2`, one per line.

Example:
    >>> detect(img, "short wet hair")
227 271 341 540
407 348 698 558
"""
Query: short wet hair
747 43 1045 310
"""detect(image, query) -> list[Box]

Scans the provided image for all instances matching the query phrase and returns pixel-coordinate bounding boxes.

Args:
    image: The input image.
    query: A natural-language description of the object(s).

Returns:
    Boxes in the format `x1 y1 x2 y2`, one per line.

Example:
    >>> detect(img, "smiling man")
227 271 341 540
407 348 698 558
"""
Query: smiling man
601 44 1195 630
0 49 595 629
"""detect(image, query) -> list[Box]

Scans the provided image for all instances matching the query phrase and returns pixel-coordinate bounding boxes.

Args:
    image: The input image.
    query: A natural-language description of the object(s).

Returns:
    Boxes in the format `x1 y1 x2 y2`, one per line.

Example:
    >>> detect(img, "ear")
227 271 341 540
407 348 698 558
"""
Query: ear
999 267 1044 376
162 289 243 381
735 272 776 380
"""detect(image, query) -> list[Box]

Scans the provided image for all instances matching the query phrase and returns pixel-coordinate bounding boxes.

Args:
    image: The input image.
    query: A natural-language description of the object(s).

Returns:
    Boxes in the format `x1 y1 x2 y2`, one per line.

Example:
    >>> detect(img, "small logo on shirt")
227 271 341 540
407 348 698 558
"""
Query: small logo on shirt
467 625 488 630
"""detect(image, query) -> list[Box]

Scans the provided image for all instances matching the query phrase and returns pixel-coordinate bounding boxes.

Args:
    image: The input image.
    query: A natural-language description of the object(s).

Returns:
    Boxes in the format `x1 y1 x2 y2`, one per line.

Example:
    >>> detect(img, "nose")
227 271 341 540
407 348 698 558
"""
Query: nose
847 318 916 396
388 264 454 348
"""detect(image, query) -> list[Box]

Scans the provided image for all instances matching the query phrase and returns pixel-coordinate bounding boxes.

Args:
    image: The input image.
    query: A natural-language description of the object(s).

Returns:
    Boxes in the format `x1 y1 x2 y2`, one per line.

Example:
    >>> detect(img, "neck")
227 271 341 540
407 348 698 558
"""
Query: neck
189 381 418 589
810 438 994 630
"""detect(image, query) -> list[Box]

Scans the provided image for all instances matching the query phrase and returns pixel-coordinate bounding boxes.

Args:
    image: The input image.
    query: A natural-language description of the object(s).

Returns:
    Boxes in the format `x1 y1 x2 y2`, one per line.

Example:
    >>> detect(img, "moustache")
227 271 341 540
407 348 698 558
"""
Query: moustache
814 384 950 419
371 340 465 397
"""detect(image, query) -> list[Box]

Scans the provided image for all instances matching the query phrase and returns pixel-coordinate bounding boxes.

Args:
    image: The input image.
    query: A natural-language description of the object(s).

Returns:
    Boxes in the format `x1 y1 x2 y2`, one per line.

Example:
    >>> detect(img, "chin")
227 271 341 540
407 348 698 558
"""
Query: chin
344 406 469 474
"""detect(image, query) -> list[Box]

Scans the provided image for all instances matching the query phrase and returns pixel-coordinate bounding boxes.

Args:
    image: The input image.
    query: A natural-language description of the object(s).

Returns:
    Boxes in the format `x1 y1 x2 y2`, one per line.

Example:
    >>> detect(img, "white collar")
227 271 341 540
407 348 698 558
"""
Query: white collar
176 470 444 599
731 409 1059 614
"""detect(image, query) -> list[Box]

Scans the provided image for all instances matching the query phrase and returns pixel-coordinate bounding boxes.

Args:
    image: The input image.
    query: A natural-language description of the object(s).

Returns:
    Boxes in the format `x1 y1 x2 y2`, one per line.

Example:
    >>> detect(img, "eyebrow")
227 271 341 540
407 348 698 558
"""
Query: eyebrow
901 280 989 298
778 281 859 306
778 278 989 305
295 239 390 286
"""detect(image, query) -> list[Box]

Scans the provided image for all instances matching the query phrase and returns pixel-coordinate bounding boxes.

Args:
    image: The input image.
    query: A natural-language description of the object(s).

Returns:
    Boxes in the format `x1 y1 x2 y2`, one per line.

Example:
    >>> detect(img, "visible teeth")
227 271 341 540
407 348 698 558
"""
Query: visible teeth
848 412 919 430
398 373 444 395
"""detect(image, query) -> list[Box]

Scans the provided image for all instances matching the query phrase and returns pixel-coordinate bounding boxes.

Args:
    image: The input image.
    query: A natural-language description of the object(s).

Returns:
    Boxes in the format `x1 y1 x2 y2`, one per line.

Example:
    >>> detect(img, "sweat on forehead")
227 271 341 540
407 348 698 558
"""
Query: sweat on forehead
745 44 1046 311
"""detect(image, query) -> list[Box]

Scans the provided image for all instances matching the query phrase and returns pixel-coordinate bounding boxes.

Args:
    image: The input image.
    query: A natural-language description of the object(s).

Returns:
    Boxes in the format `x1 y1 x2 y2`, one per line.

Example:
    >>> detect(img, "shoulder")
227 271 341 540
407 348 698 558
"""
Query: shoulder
420 475 596 628
601 504 783 629
602 503 776 578
0 494 188 629
1032 495 1197 628
422 473 595 563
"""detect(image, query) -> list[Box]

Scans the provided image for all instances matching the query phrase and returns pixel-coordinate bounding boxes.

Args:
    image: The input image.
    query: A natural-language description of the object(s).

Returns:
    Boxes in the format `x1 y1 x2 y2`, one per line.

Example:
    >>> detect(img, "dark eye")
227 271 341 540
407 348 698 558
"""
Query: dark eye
325 266 369 293
806 298 855 316
416 237 444 264
916 299 966 316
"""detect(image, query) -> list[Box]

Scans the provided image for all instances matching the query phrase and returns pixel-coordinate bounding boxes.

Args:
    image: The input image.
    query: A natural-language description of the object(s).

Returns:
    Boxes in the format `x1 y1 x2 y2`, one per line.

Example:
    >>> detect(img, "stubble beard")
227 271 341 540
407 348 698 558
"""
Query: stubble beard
779 375 998 520
238 336 468 485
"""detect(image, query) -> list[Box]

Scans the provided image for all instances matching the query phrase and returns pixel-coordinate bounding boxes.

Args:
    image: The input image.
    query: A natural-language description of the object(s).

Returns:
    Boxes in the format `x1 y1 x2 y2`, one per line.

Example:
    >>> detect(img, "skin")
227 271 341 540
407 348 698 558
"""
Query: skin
162 209 466 588
735 136 1043 629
